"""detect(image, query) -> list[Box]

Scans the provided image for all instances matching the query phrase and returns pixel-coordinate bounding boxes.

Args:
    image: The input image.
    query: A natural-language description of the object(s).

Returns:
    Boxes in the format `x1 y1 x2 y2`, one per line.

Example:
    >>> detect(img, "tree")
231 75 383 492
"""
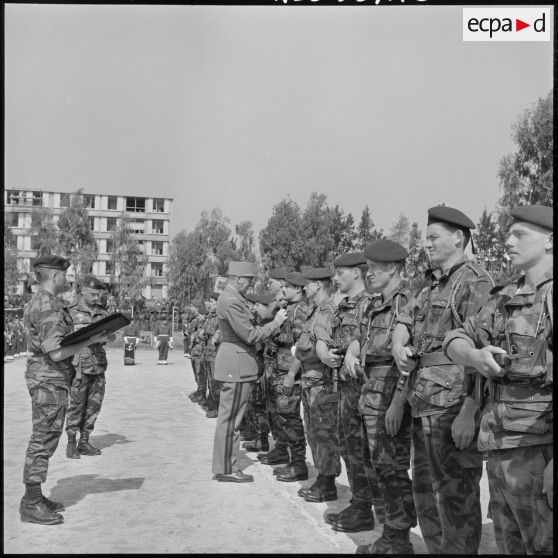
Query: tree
475 208 506 276
235 220 255 261
259 197 306 269
389 213 411 247
300 192 338 267
406 221 430 290
30 207 60 256
57 189 98 287
4 223 20 294
336 210 357 254
357 206 383 249
109 213 148 311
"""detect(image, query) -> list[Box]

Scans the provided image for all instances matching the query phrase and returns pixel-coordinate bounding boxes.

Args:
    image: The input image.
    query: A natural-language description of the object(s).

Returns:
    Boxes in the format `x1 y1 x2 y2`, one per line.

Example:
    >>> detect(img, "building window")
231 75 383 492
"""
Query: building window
129 219 144 234
153 198 165 213
8 212 20 227
152 220 164 234
30 235 40 250
152 263 164 277
83 194 96 209
126 197 146 213
7 191 21 205
106 239 114 254
60 193 71 207
152 241 164 255
105 260 113 275
107 217 117 232
88 216 95 231
32 191 43 206
107 196 118 210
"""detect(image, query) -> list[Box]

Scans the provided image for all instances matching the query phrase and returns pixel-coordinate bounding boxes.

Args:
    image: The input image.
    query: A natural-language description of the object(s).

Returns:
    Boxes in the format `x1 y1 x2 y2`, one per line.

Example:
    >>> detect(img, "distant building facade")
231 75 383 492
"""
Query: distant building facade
4 189 172 299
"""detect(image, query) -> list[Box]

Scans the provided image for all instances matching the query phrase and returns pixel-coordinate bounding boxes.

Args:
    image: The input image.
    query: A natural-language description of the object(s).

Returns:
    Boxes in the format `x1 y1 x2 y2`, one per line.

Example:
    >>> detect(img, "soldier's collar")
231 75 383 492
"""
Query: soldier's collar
426 255 468 282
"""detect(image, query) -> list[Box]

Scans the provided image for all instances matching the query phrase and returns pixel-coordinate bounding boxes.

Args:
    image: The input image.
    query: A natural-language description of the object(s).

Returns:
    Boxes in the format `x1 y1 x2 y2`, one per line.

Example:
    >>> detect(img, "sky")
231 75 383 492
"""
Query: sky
5 3 554 241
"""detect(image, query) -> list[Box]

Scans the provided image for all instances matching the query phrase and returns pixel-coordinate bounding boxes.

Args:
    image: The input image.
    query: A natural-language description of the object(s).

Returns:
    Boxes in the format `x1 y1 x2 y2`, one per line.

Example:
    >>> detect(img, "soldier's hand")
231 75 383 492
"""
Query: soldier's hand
273 308 288 327
282 375 295 396
392 344 416 374
322 349 343 369
451 410 476 450
385 401 404 437
542 460 553 509
472 346 507 378
343 353 359 378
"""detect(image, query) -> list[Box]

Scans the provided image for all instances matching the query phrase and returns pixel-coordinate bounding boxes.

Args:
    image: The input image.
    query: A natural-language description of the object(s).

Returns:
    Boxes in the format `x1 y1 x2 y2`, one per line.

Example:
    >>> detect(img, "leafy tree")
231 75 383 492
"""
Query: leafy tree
4 222 20 294
336 210 357 254
30 207 60 256
389 213 411 247
57 189 98 287
475 208 507 276
357 206 383 249
235 220 255 261
406 221 430 291
300 192 338 267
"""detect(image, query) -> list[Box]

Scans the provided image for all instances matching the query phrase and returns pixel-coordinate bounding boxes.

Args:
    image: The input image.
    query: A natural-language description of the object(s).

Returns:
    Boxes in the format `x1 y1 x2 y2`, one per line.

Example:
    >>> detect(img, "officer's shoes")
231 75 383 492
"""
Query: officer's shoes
20 497 64 525
214 471 254 483
331 506 374 533
42 495 65 512
275 466 309 482
258 448 290 465
243 437 270 452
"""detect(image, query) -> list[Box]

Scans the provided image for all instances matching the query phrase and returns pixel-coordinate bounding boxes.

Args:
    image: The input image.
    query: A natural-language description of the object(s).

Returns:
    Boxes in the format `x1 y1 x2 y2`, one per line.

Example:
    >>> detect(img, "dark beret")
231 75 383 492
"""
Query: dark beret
284 271 307 287
210 292 220 301
268 268 287 280
244 293 258 304
427 206 475 230
333 252 366 268
364 239 409 262
510 205 553 231
303 267 334 280
32 255 70 271
81 275 106 290
246 291 276 305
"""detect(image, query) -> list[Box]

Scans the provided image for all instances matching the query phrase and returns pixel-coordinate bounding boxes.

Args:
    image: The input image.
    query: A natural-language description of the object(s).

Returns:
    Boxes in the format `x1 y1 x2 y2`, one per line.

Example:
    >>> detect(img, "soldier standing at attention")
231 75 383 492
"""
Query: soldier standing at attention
293 267 341 502
324 252 384 533
391 206 493 554
444 205 553 555
66 275 116 459
21 256 107 525
356 240 417 554
203 293 221 419
212 261 287 483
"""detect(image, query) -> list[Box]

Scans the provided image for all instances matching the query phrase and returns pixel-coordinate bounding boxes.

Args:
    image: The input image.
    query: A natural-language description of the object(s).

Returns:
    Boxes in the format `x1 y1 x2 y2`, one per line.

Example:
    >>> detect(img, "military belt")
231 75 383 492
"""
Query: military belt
300 360 325 373
363 363 395 379
492 383 552 403
418 351 454 368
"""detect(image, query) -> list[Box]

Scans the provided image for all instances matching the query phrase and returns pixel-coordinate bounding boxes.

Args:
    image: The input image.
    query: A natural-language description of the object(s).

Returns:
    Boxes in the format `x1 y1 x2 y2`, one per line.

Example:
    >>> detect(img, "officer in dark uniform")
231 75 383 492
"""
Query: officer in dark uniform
21 256 107 525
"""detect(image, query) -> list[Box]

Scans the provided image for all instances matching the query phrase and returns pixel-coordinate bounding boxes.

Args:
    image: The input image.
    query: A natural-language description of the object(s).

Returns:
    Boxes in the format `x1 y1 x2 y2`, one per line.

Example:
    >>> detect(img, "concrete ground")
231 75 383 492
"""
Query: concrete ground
3 347 498 554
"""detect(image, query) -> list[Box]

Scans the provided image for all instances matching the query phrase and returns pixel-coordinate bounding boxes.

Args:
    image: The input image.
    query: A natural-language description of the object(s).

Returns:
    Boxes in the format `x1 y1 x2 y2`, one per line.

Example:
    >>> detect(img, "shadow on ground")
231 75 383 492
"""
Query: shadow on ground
89 433 131 450
48 474 145 508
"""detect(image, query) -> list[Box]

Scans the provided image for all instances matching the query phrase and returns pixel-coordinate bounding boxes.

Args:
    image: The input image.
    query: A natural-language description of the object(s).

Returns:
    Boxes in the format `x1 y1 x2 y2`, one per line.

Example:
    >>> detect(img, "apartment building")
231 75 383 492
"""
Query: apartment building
4 189 173 299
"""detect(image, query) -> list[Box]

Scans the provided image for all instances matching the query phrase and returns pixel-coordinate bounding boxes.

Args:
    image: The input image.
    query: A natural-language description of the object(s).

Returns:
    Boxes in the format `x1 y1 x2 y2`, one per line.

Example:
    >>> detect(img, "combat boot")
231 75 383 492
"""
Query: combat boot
374 502 386 525
78 432 101 456
298 475 321 497
66 433 81 459
273 461 294 475
275 461 309 482
357 524 396 554
243 436 270 452
258 446 290 465
331 503 375 533
42 495 65 512
20 484 64 525
304 474 337 502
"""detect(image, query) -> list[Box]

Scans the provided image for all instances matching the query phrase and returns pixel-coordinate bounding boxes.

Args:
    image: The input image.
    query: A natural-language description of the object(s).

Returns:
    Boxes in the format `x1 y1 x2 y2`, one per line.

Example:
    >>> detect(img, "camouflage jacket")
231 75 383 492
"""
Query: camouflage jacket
443 267 553 450
203 310 220 360
397 256 493 416
24 287 75 387
272 300 308 372
190 316 205 358
69 298 108 375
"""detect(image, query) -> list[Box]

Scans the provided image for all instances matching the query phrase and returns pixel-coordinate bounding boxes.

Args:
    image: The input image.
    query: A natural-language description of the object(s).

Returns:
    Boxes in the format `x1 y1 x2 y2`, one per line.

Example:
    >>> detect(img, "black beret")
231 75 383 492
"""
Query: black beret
244 293 258 304
268 268 287 280
284 271 307 287
81 275 106 290
333 252 366 268
246 291 276 305
510 205 553 231
303 267 333 280
364 239 409 262
210 292 220 301
32 255 70 271
427 206 475 230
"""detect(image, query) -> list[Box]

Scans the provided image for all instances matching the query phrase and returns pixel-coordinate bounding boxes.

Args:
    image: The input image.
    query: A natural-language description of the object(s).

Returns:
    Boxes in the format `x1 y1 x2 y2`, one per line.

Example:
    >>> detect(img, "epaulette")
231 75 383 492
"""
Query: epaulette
464 259 492 279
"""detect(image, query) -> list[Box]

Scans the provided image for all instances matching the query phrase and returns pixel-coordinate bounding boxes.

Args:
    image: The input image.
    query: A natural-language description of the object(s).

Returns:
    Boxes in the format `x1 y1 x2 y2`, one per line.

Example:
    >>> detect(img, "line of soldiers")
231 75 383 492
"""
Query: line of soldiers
206 204 552 555
185 294 222 418
4 314 27 361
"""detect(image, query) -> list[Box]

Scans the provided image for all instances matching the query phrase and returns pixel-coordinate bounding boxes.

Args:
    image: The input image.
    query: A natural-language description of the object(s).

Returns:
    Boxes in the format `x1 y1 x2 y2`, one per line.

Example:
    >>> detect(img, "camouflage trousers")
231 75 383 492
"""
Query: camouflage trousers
192 356 207 397
359 372 416 530
242 377 270 437
338 379 383 509
487 444 553 555
301 377 341 477
412 407 483 554
24 378 69 484
66 373 106 436
205 359 221 411
267 371 306 463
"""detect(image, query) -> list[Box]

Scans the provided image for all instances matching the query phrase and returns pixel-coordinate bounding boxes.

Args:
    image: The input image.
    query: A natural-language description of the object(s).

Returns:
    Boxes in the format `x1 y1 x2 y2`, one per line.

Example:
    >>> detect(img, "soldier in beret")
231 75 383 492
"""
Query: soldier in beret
21 257 108 525
203 293 221 419
323 252 384 533
356 240 417 554
390 205 494 554
444 205 553 554
66 275 116 459
189 307 208 406
291 268 341 502
212 262 287 482
267 268 288 300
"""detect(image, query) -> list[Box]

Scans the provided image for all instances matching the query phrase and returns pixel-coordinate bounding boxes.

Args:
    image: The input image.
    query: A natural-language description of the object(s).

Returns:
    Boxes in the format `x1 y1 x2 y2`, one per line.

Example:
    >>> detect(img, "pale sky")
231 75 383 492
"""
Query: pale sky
5 4 554 240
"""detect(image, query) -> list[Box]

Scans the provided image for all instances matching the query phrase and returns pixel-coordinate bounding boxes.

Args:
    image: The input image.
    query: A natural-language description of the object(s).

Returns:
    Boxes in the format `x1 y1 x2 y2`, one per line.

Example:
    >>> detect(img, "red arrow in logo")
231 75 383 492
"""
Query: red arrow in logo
516 19 530 31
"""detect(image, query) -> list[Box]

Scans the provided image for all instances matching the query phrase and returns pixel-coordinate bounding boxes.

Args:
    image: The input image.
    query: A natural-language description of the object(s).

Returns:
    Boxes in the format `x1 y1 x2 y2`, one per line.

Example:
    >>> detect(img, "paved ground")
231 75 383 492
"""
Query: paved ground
3 347 498 554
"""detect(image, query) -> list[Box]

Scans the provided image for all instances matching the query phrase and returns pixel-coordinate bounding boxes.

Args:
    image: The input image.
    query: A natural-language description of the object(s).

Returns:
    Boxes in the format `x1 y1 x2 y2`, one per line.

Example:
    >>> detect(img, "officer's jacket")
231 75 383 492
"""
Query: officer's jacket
215 284 280 382
397 256 493 416
69 298 108 375
24 287 75 387
443 266 553 451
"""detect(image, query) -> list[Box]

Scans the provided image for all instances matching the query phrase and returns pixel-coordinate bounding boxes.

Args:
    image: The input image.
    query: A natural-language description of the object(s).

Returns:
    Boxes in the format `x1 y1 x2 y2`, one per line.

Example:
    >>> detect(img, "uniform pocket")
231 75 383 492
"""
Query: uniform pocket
276 349 294 372
313 390 339 428
277 383 301 414
500 402 552 435
31 386 68 433
415 365 461 407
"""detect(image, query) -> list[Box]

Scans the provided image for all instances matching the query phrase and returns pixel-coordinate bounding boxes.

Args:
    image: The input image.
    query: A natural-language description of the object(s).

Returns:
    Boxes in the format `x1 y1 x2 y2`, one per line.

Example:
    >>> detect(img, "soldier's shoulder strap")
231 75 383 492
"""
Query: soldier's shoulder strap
464 259 493 282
